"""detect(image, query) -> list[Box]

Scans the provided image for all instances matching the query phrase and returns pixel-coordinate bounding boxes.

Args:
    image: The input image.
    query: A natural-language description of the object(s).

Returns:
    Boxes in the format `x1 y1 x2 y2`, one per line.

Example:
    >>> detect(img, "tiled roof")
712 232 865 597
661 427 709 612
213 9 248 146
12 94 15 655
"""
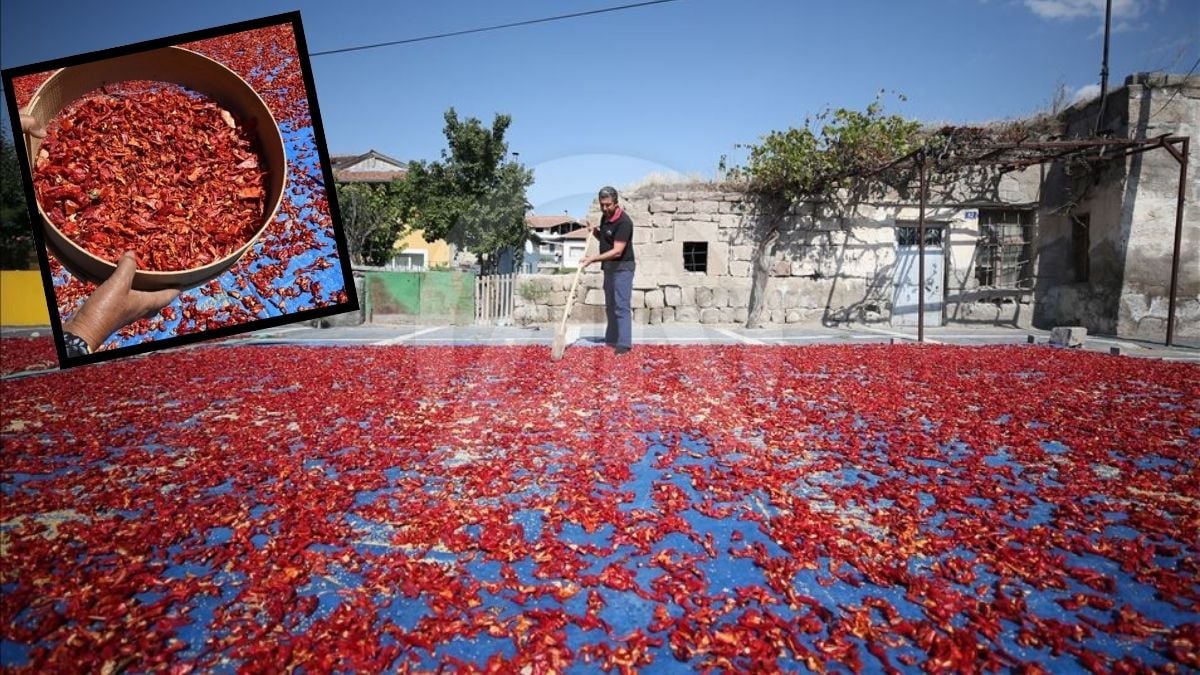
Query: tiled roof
335 169 406 183
332 149 407 183
526 214 581 229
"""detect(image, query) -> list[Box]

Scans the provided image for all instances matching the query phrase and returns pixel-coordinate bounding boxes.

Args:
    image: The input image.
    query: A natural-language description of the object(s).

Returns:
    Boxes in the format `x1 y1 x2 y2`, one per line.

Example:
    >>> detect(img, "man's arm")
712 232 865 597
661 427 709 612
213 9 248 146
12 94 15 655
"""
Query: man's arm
583 239 626 266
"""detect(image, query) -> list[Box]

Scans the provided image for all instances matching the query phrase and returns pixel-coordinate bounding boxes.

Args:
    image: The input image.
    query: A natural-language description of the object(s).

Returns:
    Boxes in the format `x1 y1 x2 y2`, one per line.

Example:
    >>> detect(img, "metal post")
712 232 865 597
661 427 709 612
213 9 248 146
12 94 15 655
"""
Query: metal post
918 153 928 344
1166 137 1189 347
1095 0 1112 135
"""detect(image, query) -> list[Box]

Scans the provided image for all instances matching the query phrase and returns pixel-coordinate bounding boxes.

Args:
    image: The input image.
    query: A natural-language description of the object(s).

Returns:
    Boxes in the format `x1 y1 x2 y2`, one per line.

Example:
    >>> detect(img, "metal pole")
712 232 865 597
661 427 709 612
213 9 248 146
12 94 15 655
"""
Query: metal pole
1095 0 1112 135
918 153 928 343
1166 137 1189 347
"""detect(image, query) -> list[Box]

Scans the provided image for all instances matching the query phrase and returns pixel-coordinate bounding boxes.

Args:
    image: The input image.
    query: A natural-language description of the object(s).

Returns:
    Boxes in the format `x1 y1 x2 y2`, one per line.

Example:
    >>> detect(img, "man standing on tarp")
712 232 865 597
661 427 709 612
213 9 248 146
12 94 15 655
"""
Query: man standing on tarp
581 186 635 354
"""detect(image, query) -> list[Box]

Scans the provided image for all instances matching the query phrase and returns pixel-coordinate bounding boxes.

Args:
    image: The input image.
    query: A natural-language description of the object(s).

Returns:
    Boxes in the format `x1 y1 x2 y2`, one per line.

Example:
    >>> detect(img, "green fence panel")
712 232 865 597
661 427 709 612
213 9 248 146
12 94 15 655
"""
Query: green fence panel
366 272 422 318
420 270 476 323
363 270 477 324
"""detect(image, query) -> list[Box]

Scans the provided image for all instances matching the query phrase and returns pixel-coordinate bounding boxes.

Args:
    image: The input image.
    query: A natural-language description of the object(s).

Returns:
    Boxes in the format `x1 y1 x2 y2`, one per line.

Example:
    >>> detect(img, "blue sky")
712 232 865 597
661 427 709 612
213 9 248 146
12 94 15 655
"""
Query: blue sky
3 0 1197 218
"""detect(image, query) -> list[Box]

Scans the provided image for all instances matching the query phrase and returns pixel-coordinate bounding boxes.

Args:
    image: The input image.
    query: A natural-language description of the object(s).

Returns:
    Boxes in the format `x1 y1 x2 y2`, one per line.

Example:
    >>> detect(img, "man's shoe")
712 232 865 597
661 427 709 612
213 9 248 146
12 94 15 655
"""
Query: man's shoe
614 346 631 355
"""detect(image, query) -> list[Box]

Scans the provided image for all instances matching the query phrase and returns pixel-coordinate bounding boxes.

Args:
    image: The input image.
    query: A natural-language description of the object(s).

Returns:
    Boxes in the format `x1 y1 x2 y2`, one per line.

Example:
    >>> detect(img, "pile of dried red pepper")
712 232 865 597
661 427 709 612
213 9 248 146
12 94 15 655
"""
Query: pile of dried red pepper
1 343 1196 672
0 335 57 376
13 24 344 347
33 82 268 271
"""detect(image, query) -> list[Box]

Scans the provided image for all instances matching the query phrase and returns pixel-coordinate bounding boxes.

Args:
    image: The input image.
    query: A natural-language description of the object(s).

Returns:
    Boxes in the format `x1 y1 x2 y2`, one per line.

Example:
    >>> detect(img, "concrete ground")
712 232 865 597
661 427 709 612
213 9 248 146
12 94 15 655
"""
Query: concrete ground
228 322 1200 362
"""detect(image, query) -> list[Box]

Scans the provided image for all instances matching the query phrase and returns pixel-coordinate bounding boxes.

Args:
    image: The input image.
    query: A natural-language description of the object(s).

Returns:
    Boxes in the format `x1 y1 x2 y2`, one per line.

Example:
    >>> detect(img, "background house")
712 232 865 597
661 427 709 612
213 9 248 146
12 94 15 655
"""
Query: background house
524 215 588 272
331 149 451 270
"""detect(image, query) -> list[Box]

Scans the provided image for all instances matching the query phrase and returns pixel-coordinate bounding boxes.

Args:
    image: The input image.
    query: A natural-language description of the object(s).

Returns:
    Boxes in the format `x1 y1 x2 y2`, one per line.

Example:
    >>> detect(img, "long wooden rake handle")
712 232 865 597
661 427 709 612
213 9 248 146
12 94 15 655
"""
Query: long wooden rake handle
557 230 595 333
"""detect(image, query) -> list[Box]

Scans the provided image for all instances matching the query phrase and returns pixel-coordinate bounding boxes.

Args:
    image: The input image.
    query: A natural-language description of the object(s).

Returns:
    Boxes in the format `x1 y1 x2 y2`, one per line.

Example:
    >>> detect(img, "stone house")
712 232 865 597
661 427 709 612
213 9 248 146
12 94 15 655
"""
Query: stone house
332 149 452 270
512 72 1198 344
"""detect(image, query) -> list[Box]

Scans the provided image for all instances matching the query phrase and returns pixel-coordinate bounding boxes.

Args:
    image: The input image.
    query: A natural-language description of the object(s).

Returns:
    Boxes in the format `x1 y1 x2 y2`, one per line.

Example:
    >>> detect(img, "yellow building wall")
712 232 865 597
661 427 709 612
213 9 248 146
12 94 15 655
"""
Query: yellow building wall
1 271 52 326
394 229 451 267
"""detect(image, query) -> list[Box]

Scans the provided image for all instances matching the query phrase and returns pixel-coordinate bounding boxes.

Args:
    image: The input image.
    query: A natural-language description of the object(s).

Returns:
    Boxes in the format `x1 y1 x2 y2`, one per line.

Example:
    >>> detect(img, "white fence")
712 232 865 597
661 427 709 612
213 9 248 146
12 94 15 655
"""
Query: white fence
475 273 516 325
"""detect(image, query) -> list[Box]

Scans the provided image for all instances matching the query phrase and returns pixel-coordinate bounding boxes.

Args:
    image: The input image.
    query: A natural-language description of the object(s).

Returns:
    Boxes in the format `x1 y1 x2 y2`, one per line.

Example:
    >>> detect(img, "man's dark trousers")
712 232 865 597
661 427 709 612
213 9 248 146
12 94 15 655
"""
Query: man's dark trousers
603 267 634 349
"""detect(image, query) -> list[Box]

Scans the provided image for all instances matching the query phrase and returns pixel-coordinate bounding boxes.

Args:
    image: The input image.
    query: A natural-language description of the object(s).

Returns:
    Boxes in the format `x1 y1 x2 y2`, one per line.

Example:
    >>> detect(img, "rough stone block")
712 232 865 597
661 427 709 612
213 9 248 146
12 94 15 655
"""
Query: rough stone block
712 287 729 308
649 307 663 325
729 288 751 307
661 307 675 323
645 288 665 309
772 260 792 276
1051 326 1087 347
785 309 802 323
663 285 682 307
674 220 719 242
729 261 752 277
733 307 748 323
694 200 719 213
631 290 646 309
650 200 677 213
584 289 605 305
680 286 696 307
633 227 652 244
696 287 715 308
676 306 699 322
700 308 721 324
674 201 696 214
730 245 755 262
633 308 649 324
645 243 669 262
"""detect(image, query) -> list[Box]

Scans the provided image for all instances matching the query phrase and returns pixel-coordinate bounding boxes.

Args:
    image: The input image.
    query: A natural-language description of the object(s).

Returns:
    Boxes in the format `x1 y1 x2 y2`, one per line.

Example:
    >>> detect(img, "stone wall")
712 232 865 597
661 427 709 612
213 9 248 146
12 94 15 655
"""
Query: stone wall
512 184 1041 327
1035 72 1200 342
513 72 1197 340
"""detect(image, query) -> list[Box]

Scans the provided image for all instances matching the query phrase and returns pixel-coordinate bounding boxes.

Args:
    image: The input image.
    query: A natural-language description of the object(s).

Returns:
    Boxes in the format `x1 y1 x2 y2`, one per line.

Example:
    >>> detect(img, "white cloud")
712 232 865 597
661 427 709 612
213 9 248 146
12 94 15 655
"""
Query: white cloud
1072 83 1102 104
1023 0 1145 21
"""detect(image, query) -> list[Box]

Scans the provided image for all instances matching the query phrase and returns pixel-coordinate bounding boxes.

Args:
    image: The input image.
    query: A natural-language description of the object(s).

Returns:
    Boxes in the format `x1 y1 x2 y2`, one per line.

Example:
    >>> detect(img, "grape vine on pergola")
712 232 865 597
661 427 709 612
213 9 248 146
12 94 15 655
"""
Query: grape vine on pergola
864 131 1191 345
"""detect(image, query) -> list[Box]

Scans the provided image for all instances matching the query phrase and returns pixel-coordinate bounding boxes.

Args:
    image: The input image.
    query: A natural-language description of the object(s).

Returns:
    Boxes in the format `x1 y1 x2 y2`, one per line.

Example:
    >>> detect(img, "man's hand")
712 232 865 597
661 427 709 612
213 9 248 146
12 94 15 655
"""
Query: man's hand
63 251 180 351
20 114 46 139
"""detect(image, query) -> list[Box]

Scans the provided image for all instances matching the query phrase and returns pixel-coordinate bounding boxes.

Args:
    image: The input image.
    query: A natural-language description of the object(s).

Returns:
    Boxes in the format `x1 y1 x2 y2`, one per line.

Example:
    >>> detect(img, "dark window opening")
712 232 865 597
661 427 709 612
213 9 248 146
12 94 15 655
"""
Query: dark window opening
1072 215 1090 283
976 209 1033 288
683 242 708 273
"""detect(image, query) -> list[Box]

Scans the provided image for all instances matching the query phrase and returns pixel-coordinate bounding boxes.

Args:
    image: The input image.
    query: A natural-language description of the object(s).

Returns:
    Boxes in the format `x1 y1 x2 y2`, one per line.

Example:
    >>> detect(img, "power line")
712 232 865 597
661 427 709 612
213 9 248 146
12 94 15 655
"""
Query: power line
308 0 685 57
1148 54 1200 122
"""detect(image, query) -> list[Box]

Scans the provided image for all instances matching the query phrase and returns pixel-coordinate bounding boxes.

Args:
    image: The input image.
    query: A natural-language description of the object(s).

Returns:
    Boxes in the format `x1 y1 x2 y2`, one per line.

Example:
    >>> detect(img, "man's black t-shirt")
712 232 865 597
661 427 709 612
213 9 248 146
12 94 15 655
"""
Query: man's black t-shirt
598 210 635 272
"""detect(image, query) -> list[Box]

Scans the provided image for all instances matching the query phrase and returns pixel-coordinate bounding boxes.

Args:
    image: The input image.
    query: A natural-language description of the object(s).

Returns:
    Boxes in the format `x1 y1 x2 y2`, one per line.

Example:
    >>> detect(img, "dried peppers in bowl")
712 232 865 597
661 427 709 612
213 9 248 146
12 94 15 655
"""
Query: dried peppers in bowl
22 46 287 291
33 82 269 272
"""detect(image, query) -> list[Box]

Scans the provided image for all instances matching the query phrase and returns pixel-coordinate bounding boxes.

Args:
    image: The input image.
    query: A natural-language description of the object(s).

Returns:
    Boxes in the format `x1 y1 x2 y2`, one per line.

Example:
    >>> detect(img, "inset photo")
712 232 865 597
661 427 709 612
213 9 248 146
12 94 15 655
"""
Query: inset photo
2 12 354 366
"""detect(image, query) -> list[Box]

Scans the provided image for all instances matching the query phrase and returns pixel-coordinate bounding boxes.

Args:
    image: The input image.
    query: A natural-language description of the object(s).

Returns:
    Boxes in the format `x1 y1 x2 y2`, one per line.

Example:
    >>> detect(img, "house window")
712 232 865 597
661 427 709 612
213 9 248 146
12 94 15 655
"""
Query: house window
683 242 708 273
976 209 1033 288
1072 215 1089 283
389 251 426 271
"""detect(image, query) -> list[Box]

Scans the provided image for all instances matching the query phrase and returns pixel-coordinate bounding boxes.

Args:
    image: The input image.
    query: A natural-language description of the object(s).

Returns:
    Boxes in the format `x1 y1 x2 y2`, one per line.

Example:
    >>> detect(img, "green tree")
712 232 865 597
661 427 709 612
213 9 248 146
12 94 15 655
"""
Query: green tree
1 129 38 269
723 95 921 327
394 108 532 273
335 180 408 267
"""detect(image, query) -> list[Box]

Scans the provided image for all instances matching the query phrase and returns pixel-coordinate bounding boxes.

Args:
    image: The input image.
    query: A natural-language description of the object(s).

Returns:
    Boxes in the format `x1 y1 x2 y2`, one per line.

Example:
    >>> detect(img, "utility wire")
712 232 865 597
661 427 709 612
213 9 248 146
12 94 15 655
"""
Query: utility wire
1147 54 1200 121
308 0 685 57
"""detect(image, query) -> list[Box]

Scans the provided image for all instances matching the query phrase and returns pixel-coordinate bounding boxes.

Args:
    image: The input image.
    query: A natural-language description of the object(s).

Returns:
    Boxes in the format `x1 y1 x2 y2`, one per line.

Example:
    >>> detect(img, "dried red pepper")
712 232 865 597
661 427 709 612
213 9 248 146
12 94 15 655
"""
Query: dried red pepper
33 82 268 271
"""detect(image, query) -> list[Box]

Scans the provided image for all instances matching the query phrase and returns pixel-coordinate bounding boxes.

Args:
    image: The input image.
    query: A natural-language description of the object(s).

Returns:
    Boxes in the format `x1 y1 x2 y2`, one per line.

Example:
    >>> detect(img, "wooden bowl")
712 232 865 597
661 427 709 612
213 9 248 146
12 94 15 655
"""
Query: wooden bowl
23 46 287 291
